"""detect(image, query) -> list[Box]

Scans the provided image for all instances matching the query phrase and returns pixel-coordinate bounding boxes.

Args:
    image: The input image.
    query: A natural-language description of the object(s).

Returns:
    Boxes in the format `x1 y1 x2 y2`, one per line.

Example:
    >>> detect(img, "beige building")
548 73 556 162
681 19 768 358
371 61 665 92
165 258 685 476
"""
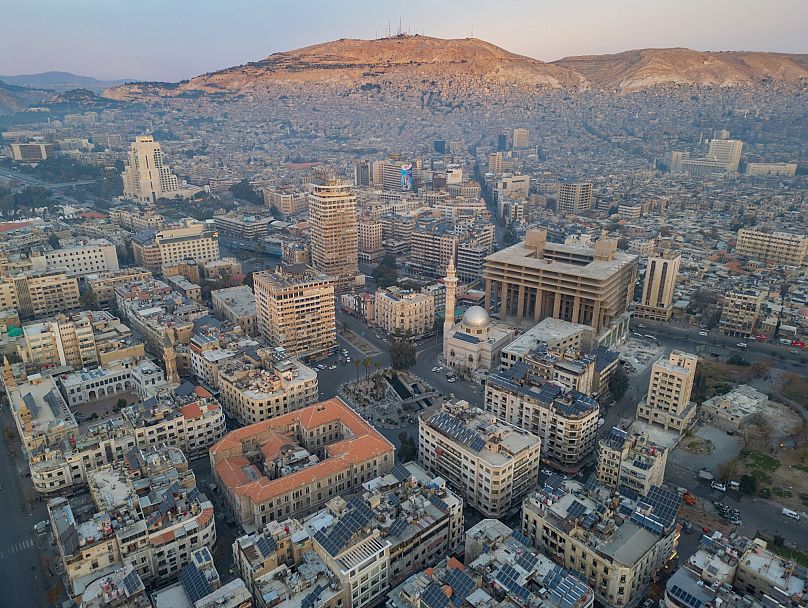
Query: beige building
121 135 199 203
358 219 383 254
745 162 797 177
486 364 599 473
212 285 258 336
597 427 668 497
18 312 98 369
374 287 435 338
522 480 681 608
443 306 516 373
636 351 698 433
484 230 637 342
634 251 681 321
12 270 81 319
707 138 743 171
557 182 593 214
418 399 541 518
308 179 358 288
253 266 336 358
735 228 808 267
85 267 153 309
264 186 308 216
132 218 220 272
32 239 119 277
210 397 395 529
512 127 529 148
720 289 765 338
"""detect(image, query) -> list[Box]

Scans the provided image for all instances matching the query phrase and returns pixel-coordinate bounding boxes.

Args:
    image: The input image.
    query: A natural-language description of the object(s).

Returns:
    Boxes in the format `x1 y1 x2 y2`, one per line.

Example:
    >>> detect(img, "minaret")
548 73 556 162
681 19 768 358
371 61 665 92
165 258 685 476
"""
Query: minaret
443 255 457 360
2 355 17 392
162 333 180 384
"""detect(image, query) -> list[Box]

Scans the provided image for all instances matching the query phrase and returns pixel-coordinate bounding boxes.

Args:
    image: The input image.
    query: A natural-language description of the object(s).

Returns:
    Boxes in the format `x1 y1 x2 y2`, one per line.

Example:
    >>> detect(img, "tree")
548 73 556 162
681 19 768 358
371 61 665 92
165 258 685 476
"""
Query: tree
354 360 361 383
749 359 773 379
727 355 750 366
398 432 417 462
372 254 398 289
363 357 372 381
229 178 262 204
390 338 416 370
738 474 757 495
269 204 282 218
609 366 629 400
115 398 128 411
719 458 741 482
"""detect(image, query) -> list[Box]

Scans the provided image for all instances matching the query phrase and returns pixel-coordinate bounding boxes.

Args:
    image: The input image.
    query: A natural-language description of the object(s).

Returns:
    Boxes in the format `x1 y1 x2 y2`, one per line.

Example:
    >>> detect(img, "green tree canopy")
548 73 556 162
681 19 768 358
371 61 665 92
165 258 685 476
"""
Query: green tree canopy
390 338 416 370
229 178 262 204
372 254 398 289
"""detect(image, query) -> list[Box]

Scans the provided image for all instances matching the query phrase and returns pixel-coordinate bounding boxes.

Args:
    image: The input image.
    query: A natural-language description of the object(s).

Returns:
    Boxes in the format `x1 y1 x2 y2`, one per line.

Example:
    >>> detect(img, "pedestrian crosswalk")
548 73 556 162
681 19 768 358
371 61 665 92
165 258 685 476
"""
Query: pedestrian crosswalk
0 538 34 560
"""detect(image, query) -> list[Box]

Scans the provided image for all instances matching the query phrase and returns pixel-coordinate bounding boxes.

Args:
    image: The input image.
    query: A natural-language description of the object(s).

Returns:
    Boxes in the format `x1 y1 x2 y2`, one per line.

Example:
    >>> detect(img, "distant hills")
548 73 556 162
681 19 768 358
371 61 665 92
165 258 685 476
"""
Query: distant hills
0 71 129 92
103 35 808 101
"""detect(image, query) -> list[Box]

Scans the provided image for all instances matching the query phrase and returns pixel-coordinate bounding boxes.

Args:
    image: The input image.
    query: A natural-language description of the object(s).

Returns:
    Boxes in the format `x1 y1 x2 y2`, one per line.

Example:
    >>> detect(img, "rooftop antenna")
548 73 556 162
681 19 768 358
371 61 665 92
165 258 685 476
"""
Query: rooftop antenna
398 16 402 36
471 25 474 38
387 19 390 38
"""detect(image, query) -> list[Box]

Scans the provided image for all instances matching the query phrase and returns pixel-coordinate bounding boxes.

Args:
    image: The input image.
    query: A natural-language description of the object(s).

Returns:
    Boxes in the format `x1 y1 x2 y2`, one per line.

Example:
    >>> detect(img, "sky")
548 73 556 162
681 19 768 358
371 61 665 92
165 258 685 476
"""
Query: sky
1 0 806 81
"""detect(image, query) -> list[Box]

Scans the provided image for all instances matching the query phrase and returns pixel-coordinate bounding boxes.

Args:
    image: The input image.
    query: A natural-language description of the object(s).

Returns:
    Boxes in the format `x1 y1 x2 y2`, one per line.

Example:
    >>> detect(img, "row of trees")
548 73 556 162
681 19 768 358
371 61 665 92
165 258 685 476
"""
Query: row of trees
353 357 382 382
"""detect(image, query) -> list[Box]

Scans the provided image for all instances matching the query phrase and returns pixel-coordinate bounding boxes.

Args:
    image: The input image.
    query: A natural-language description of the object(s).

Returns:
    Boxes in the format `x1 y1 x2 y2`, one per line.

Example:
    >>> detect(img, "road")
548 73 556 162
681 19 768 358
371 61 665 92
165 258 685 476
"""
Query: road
0 403 57 608
0 167 96 190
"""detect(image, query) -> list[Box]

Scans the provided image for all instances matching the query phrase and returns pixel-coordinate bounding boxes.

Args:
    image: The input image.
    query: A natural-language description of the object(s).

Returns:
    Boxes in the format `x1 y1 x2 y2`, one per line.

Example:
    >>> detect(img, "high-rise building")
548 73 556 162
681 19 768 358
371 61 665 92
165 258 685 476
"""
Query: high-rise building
253 265 336 358
12 270 81 319
122 135 197 203
484 230 638 343
707 138 743 171
556 182 593 214
354 160 371 186
418 399 541 518
512 127 529 148
308 179 358 288
636 351 698 433
634 251 681 321
372 160 410 191
735 228 808 266
719 289 765 338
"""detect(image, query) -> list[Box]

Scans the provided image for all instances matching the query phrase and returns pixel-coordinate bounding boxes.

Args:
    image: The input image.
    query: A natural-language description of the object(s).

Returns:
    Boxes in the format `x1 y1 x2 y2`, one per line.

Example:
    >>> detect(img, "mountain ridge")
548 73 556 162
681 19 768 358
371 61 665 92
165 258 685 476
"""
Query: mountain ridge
0 71 129 92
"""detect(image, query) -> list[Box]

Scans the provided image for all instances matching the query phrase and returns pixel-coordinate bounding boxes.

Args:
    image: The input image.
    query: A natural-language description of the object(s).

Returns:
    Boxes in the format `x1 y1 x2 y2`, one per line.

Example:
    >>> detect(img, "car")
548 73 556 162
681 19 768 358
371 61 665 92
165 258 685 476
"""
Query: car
432 367 440 372
642 599 655 608
736 342 748 348
447 378 456 383
541 468 553 475
698 331 708 336
703 527 711 534
683 493 697 505
711 481 727 492
638 323 646 329
34 520 50 534
346 357 351 363
329 365 337 370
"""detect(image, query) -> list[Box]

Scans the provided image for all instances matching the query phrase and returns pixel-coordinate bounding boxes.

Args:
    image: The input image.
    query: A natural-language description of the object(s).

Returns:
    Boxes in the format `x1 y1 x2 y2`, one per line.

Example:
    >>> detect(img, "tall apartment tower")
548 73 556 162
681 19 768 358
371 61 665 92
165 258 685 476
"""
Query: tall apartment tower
512 128 529 149
707 138 743 171
308 179 358 289
634 251 681 321
122 135 181 204
556 182 593 214
636 350 698 433
253 266 336 358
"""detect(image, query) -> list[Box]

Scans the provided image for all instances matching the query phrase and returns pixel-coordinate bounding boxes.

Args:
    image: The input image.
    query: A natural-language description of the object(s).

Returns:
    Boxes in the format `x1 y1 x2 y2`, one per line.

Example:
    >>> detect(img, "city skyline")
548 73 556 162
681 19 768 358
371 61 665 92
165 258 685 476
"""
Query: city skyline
1 0 806 81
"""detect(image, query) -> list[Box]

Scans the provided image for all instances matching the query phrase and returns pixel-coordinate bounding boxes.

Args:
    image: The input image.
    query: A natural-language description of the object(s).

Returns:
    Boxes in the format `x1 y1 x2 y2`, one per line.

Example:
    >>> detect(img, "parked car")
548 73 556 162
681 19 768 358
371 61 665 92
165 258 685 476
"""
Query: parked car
736 342 748 348
698 331 708 336
711 481 727 492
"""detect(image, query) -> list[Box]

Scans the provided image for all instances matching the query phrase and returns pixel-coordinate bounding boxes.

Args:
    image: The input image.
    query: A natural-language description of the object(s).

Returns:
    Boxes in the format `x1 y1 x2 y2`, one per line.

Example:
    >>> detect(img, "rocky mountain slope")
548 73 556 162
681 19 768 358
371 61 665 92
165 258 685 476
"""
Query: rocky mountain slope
98 35 808 101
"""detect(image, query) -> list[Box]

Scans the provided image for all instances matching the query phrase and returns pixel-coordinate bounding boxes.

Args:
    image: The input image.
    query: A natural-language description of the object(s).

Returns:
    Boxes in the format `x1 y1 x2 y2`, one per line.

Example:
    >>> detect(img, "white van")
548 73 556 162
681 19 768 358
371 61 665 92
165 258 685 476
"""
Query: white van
782 508 800 521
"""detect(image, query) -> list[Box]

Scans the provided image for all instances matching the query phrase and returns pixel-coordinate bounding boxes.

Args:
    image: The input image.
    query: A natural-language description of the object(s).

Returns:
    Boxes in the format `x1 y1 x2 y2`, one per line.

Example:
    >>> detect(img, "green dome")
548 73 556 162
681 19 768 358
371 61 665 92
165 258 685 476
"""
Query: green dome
7 326 22 337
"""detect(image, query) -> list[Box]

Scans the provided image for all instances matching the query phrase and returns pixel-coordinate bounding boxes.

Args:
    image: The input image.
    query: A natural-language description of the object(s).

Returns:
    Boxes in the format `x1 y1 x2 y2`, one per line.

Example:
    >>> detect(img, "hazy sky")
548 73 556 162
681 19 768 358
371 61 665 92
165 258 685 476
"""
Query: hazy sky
1 0 806 81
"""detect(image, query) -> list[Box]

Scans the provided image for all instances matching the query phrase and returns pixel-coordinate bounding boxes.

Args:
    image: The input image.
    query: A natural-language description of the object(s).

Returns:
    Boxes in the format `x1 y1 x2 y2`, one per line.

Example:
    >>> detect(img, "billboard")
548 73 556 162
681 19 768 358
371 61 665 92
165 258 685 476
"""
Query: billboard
400 163 413 191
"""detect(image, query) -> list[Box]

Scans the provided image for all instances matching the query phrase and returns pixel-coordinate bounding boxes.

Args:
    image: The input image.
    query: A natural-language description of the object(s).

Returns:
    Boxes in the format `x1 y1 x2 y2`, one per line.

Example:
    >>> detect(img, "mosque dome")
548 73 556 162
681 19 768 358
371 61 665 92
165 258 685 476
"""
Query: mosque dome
462 306 490 328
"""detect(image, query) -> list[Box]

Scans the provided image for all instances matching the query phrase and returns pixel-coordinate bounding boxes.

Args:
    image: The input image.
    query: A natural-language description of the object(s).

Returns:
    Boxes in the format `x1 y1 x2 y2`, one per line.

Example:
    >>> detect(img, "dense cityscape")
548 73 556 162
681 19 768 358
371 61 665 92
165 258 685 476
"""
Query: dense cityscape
0 8 807 608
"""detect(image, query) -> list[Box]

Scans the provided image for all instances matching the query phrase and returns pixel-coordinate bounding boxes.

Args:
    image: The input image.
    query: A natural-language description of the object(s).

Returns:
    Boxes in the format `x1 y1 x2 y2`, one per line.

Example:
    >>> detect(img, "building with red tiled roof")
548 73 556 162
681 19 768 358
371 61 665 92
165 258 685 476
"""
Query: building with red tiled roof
210 397 395 529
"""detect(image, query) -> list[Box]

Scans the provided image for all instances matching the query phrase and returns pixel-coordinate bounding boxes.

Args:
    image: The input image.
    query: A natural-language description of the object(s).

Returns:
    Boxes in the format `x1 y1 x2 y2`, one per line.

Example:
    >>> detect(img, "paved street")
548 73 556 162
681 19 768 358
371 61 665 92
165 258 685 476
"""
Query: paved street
0 403 57 608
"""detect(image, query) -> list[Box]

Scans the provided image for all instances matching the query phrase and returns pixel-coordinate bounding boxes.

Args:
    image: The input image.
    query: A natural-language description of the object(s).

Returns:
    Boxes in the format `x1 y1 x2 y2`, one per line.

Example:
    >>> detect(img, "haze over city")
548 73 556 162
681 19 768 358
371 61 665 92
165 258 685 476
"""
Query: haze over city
0 3 807 608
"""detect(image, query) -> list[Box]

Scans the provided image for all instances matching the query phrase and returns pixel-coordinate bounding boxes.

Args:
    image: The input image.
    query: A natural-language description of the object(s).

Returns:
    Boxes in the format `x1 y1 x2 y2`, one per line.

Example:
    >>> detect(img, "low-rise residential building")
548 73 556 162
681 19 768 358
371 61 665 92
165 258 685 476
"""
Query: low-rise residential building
701 385 768 431
212 285 258 337
636 351 698 434
597 428 668 497
485 363 600 473
165 274 202 303
85 267 153 309
48 445 216 597
79 565 151 608
418 399 541 518
522 477 681 608
374 287 435 337
210 397 395 530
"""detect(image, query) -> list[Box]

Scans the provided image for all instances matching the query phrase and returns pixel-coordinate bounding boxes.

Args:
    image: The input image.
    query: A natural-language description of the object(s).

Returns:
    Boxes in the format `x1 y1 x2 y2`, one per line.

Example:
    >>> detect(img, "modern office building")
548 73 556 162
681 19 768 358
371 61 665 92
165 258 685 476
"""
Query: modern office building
636 351 698 434
214 212 274 240
735 228 808 266
253 265 336 358
707 137 743 171
745 162 797 177
32 239 119 277
121 135 199 203
483 229 638 342
308 179 358 288
522 478 681 608
418 399 541 518
210 397 395 529
512 127 529 148
719 289 765 338
557 182 593 214
597 427 668 497
634 250 681 321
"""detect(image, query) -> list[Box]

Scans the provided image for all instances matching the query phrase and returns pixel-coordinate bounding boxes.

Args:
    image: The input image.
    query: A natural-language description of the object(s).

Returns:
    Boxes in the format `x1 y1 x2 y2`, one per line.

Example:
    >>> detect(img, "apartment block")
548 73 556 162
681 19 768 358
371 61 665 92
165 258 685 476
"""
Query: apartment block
264 186 308 216
636 351 698 434
484 230 637 343
735 228 808 267
48 445 215 597
31 239 119 277
308 179 358 288
557 182 593 214
253 266 336 358
745 162 797 177
85 267 153 309
485 363 599 473
418 399 541 518
12 270 81 319
597 427 668 497
132 218 220 272
18 312 99 370
374 287 435 337
634 250 681 321
522 478 681 608
217 347 318 425
210 398 394 529
122 135 200 203
212 285 258 336
720 289 765 338
214 212 274 240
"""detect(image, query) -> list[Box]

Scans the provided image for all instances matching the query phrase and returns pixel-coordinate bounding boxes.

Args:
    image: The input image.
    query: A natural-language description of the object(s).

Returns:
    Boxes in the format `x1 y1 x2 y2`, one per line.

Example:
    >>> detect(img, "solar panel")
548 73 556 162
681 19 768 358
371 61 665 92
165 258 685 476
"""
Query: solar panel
391 462 411 482
422 582 450 608
496 564 530 600
179 563 212 604
389 518 408 537
582 513 598 530
428 411 486 453
510 529 532 548
547 566 589 608
566 500 588 520
430 494 449 512
121 570 142 596
670 585 704 608
187 486 200 502
516 551 539 573
444 568 475 599
301 584 325 608
256 534 277 557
